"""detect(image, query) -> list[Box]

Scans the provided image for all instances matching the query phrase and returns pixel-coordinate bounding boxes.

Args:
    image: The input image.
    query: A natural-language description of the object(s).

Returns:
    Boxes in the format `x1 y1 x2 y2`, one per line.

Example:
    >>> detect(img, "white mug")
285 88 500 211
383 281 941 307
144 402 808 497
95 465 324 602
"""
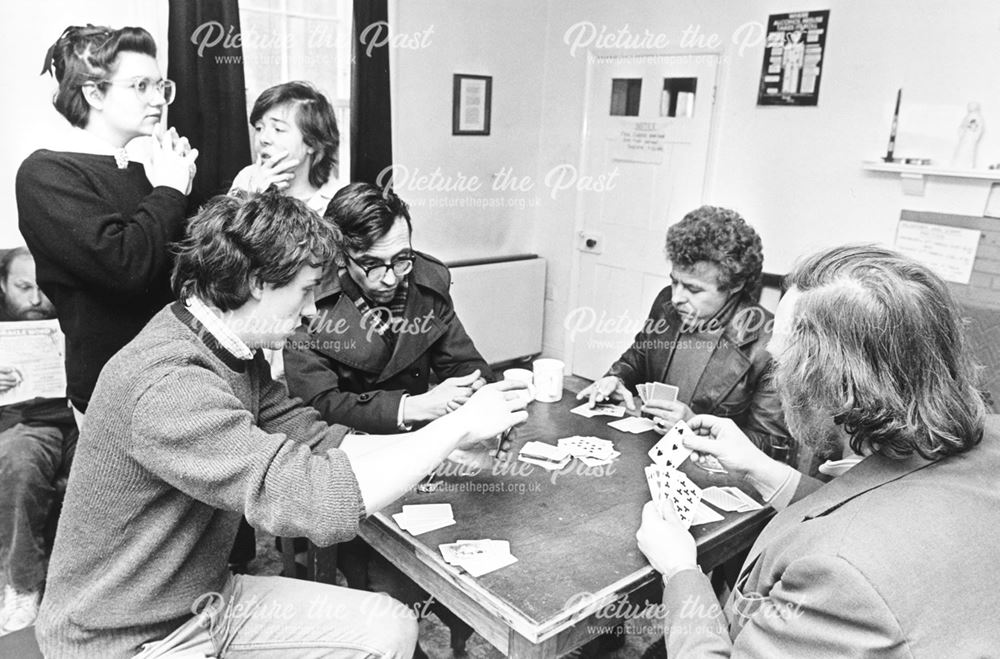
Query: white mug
532 358 564 403
503 368 535 404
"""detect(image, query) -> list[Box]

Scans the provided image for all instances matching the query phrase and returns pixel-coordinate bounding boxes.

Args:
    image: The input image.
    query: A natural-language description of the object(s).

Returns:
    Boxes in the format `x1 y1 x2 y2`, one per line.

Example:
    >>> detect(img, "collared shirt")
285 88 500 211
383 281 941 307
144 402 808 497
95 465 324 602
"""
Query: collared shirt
229 168 346 216
49 127 148 169
185 296 255 361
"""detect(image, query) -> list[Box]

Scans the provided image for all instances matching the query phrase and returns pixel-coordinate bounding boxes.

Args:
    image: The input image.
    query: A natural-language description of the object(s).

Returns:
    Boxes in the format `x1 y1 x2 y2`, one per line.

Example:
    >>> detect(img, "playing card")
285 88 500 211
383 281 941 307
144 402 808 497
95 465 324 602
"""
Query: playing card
439 539 510 565
558 436 616 459
439 539 517 577
401 504 454 520
648 382 679 403
517 455 572 471
608 416 657 434
701 486 747 512
391 503 456 535
518 442 572 469
691 502 724 526
644 464 702 529
720 486 764 512
695 454 728 474
578 453 620 467
648 420 694 468
461 551 519 577
570 402 626 418
637 383 649 403
391 512 455 535
665 471 702 529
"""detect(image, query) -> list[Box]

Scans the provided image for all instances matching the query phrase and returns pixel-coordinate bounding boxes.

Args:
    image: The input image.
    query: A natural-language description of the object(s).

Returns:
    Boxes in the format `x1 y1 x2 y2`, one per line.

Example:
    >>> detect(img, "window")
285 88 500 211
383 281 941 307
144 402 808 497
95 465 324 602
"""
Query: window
239 0 352 178
610 78 642 116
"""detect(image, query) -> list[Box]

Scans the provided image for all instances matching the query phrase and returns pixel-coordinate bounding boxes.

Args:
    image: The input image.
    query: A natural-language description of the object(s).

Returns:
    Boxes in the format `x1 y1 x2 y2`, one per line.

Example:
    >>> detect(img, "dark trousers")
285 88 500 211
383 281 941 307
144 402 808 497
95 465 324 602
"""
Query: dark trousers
0 421 76 592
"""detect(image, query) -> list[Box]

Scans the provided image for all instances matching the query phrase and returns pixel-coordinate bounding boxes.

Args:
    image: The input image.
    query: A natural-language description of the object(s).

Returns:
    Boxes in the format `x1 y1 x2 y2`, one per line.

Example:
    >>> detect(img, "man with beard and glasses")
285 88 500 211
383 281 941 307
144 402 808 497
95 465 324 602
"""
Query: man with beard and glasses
636 244 999 657
577 206 795 465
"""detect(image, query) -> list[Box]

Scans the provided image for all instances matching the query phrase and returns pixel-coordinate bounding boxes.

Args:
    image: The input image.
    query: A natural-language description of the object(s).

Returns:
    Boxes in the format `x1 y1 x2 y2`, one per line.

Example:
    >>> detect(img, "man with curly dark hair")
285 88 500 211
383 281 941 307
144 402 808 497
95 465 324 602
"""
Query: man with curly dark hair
578 205 793 461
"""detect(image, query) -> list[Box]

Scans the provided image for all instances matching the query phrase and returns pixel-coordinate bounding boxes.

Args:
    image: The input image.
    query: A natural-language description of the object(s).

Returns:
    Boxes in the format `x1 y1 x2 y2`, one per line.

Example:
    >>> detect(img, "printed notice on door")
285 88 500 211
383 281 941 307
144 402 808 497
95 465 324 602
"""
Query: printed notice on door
611 121 667 164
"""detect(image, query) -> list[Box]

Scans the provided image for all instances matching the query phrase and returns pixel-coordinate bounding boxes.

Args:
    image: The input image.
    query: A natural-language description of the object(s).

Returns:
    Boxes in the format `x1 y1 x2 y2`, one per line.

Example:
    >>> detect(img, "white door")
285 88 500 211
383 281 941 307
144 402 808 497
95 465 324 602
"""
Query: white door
568 53 720 380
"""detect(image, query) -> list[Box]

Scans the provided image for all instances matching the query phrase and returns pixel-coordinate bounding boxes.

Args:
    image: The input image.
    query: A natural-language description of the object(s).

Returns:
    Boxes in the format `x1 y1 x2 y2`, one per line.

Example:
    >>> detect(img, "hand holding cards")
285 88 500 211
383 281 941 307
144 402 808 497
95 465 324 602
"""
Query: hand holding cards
637 382 679 405
650 419 729 474
644 464 703 529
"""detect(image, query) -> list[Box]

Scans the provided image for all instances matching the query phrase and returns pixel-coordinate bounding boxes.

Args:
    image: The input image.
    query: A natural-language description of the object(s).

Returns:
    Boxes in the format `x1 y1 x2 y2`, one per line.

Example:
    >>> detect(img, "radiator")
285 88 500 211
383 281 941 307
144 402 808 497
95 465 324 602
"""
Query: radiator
446 255 545 365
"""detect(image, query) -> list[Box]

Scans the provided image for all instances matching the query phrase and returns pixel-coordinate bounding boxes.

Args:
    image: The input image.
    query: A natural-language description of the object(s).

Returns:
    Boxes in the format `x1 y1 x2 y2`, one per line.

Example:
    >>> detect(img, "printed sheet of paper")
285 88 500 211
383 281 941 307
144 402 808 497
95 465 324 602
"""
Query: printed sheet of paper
0 320 66 405
894 220 981 284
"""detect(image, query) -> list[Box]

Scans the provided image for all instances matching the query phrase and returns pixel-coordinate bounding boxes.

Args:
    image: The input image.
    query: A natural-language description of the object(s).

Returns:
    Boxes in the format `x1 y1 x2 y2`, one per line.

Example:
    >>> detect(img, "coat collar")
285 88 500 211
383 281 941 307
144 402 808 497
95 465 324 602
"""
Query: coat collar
737 448 943 592
308 253 449 380
797 450 940 521
655 295 767 408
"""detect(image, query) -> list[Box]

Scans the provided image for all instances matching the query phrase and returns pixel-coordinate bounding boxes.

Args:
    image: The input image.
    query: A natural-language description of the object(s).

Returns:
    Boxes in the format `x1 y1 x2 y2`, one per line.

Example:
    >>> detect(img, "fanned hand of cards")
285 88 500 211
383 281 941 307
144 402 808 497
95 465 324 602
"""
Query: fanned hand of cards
644 464 703 529
637 382 679 404
439 539 518 577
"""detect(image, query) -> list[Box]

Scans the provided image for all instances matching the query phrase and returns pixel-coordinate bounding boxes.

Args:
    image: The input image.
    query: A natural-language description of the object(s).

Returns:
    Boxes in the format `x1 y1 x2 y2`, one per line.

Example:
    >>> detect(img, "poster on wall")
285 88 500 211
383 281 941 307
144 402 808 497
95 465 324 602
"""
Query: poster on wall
756 10 830 106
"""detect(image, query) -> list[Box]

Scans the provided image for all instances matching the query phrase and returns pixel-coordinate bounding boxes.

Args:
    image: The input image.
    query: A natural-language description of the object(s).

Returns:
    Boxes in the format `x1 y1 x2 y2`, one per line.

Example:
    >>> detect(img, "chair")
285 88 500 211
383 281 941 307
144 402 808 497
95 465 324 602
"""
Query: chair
280 537 339 584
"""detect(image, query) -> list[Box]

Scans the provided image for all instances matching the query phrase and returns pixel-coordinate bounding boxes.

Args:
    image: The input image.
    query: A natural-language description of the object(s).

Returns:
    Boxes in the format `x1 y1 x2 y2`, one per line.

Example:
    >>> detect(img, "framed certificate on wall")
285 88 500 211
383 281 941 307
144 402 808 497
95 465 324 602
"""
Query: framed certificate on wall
453 74 492 135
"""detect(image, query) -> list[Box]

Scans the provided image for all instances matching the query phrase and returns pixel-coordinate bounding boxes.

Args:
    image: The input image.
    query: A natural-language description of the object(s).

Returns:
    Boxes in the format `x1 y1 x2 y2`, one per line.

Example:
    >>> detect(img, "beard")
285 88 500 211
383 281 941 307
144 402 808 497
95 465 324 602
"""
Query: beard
780 390 850 460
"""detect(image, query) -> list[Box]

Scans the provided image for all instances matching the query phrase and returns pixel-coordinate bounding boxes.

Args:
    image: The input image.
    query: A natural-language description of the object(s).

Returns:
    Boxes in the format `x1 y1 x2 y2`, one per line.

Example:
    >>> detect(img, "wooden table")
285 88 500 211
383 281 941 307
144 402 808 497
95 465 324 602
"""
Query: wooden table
359 389 773 658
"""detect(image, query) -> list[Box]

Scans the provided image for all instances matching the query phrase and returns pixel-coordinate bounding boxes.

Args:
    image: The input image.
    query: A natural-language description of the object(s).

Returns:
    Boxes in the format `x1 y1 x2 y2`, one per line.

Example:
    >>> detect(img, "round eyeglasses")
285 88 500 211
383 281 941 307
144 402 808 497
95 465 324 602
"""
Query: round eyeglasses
345 252 415 283
97 77 176 105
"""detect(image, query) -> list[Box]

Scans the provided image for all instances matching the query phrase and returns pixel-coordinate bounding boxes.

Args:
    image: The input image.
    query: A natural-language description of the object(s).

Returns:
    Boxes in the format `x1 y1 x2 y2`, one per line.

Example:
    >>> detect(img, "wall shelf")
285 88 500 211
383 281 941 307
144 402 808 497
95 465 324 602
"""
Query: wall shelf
862 161 1000 196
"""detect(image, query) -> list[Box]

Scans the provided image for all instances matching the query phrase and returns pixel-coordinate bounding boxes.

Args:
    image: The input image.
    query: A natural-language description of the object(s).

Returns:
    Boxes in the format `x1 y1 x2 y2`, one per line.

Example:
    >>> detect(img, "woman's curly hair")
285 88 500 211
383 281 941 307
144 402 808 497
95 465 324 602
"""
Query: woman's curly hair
43 24 157 128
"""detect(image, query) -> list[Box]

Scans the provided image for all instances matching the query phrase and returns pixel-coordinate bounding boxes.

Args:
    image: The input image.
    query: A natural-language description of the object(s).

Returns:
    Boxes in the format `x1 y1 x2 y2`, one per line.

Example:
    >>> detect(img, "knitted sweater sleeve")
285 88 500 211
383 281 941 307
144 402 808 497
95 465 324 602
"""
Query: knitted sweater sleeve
130 366 365 546
15 151 187 296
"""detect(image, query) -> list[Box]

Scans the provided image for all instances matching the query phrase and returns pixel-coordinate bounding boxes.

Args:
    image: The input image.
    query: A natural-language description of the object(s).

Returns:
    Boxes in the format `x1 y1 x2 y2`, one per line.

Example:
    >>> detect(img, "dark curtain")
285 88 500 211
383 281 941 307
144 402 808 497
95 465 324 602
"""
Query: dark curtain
352 0 393 184
168 1 255 566
168 0 252 209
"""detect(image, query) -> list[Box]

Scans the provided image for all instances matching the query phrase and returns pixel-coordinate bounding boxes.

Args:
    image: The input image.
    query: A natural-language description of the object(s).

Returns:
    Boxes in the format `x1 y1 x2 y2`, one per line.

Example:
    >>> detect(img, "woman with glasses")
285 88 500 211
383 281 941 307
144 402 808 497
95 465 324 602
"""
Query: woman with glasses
230 81 344 215
16 25 197 423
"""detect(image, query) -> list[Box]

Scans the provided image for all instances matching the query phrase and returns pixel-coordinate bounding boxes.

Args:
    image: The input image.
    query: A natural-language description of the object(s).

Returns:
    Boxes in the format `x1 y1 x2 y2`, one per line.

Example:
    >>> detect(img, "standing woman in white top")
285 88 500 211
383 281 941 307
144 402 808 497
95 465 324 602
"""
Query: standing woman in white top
230 81 344 215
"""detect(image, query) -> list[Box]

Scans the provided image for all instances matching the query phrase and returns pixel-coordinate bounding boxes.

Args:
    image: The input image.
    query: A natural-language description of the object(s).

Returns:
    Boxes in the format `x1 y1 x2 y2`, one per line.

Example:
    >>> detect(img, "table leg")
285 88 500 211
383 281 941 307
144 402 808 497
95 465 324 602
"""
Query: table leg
508 629 560 659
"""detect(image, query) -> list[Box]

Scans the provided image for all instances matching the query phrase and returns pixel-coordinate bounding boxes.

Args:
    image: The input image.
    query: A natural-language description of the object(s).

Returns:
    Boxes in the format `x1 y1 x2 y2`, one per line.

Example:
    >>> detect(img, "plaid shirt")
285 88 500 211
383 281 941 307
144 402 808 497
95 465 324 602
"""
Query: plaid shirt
342 272 410 347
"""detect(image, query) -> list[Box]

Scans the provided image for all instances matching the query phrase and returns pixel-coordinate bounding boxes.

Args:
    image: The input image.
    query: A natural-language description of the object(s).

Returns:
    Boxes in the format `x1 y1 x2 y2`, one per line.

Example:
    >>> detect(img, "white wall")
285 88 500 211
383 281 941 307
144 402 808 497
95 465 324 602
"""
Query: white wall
448 0 1000 360
0 1 168 247
390 0 548 262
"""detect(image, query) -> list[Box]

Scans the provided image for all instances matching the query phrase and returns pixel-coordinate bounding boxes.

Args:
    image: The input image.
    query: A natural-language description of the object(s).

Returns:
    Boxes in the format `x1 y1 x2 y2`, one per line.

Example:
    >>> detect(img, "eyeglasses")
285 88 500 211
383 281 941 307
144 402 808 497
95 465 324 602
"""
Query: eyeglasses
97 77 176 105
345 251 415 282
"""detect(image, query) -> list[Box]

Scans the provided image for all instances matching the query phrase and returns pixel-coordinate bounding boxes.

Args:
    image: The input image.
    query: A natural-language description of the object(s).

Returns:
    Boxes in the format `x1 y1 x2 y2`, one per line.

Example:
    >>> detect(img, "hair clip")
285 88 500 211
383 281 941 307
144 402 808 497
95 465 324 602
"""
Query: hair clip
39 40 57 76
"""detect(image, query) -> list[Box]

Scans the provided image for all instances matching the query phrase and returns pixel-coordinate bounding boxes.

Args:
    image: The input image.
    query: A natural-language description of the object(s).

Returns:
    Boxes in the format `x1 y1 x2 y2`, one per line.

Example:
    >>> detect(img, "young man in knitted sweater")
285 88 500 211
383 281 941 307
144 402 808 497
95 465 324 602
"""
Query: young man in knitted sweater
35 191 527 658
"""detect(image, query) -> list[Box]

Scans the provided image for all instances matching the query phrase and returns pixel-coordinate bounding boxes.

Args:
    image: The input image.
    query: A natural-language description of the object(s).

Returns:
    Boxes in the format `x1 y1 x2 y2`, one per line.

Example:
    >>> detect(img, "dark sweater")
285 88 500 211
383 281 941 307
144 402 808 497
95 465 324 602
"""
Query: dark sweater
37 303 364 658
15 150 188 411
